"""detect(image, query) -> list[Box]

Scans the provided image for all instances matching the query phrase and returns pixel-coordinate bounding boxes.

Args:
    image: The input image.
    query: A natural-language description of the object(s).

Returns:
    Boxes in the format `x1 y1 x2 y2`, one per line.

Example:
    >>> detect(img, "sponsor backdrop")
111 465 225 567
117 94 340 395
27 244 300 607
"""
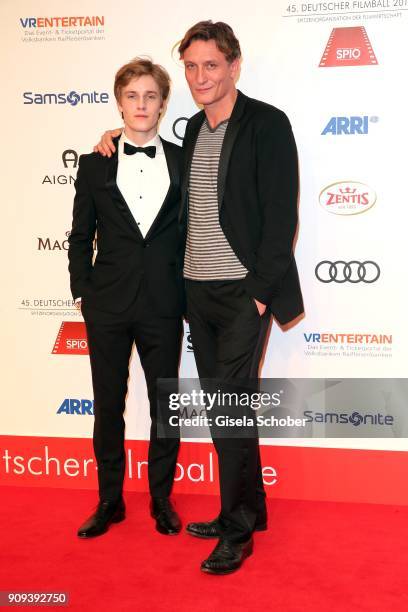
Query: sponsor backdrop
1 0 407 502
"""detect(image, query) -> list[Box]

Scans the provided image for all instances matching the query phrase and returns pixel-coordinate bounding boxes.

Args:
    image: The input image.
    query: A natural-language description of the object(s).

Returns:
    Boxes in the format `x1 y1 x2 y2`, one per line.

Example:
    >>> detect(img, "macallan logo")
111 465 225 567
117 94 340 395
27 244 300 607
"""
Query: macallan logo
319 182 376 215
319 27 378 68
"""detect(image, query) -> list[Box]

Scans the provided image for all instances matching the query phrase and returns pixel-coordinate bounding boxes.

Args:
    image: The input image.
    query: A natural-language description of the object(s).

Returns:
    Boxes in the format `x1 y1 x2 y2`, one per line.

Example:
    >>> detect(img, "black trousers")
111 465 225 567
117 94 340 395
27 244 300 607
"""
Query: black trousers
83 291 183 502
186 279 271 542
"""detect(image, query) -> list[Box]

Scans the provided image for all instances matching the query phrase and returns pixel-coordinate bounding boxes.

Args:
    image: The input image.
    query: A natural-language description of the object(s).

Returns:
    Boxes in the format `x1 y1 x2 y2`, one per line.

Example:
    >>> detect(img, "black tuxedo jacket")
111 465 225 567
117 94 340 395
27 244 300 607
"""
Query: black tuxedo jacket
68 137 185 319
180 90 304 325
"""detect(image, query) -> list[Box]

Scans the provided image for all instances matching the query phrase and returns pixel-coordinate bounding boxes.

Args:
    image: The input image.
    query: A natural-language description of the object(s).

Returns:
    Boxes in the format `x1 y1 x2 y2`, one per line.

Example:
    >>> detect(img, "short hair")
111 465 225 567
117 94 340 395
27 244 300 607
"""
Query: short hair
178 20 241 63
114 57 170 102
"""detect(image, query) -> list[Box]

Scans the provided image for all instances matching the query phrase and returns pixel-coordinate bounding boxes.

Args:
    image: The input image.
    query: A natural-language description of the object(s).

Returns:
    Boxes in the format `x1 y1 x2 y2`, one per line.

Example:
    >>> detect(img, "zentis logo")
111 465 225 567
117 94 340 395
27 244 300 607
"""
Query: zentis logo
319 27 378 67
319 182 376 215
52 322 88 355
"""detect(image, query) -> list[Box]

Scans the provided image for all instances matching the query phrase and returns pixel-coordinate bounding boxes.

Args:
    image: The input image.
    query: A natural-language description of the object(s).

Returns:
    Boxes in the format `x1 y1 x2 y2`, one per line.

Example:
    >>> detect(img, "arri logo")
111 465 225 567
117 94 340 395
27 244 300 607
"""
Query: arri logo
319 182 376 215
319 27 378 67
322 116 378 135
52 322 88 355
57 399 94 415
23 90 109 105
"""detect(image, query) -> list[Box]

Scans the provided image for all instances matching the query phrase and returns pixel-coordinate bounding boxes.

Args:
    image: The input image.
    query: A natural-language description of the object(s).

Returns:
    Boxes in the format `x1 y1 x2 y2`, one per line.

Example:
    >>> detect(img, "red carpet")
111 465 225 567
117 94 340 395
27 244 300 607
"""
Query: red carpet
1 487 407 611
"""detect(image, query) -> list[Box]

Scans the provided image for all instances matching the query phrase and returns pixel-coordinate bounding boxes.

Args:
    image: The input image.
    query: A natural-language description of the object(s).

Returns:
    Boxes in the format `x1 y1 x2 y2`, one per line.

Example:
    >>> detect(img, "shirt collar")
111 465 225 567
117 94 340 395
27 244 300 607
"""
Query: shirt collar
120 132 162 155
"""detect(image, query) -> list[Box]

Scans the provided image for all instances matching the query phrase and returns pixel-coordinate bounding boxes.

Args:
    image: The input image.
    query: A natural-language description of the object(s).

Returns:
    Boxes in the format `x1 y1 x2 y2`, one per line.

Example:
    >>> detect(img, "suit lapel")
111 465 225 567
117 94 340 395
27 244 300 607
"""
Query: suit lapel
105 137 144 239
217 90 248 211
179 112 205 223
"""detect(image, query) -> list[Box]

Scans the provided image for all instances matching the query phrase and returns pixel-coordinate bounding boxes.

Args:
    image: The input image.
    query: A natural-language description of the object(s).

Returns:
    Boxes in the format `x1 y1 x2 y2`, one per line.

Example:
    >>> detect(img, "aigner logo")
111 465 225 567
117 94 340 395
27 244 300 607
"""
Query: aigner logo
42 150 78 186
315 261 380 284
319 181 376 215
319 26 378 68
62 149 78 168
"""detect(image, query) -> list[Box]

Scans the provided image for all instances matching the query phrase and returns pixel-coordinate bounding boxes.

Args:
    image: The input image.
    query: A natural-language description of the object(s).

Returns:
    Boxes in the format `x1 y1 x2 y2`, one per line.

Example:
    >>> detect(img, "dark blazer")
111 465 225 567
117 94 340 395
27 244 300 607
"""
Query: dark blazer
180 90 304 325
68 137 185 319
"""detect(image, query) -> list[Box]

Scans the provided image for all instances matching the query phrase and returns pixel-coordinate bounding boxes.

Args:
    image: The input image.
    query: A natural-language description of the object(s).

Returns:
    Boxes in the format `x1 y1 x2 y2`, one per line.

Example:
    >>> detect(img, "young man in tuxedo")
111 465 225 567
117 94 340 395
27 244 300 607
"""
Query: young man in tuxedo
96 21 303 574
68 58 184 539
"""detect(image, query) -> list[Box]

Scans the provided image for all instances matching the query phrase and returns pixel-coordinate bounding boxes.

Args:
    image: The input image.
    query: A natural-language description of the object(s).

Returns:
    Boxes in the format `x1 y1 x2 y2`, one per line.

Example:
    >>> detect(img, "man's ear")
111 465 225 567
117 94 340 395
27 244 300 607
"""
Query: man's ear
230 58 241 81
159 98 168 117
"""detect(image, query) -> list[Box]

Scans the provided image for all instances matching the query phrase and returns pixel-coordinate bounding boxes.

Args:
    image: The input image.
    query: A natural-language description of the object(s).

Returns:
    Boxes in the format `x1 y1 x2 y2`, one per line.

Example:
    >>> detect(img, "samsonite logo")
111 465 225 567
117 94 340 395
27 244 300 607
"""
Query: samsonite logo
319 27 378 67
319 181 376 215
322 116 379 135
23 90 109 105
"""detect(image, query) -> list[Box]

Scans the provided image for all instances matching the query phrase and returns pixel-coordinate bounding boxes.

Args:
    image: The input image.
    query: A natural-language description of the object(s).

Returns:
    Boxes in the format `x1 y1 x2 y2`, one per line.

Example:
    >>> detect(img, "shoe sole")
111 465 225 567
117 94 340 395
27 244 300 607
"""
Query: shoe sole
200 541 254 575
77 513 125 538
187 523 267 539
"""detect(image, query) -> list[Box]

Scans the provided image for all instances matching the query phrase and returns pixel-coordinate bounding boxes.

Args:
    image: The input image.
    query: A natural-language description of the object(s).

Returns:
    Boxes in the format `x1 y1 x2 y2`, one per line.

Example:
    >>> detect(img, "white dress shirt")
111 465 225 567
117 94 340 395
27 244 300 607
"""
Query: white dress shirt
116 132 170 237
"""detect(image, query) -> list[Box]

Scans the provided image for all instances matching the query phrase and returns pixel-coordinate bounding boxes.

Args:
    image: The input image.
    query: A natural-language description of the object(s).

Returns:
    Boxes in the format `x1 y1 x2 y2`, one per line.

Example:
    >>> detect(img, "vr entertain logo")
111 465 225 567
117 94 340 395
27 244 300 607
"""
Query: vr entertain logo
23 91 109 105
319 27 378 67
304 333 392 345
20 16 104 28
319 181 376 215
322 116 379 135
52 322 88 355
57 399 94 415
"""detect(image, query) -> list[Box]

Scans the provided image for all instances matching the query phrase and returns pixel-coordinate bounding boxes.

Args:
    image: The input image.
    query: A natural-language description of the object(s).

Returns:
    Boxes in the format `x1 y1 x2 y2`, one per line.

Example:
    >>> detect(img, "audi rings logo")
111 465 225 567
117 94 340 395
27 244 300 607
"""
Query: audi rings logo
315 261 380 284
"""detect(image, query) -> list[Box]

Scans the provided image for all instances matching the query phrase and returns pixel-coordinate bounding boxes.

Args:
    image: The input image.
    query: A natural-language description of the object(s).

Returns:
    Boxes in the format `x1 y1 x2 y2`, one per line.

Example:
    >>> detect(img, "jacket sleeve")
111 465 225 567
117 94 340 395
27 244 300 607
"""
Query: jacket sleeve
243 111 299 305
67 155 97 300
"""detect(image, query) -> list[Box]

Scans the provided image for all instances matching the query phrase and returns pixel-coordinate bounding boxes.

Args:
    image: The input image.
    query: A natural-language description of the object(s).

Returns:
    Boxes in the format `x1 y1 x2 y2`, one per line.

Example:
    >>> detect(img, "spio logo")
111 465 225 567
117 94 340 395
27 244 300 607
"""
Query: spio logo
319 27 378 67
57 398 94 415
315 261 380 284
23 90 109 105
322 116 378 136
319 181 376 215
52 321 88 355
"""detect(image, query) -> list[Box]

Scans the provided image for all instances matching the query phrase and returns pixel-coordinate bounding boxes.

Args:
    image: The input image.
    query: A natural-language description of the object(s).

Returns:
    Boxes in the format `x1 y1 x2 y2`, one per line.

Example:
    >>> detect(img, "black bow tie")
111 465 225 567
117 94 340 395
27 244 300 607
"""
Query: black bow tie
124 142 156 158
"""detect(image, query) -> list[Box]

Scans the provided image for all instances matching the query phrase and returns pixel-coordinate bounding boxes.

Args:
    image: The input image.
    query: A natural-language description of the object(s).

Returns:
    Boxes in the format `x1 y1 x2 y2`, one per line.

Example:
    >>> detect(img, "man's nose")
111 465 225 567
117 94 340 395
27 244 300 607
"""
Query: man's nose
196 66 206 84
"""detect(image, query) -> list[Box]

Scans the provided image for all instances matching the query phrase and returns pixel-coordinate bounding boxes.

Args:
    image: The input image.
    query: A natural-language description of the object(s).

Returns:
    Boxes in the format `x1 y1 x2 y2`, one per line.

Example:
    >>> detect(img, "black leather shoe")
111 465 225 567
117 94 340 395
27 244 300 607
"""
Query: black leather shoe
201 537 254 575
77 498 125 538
186 514 267 539
150 497 181 535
